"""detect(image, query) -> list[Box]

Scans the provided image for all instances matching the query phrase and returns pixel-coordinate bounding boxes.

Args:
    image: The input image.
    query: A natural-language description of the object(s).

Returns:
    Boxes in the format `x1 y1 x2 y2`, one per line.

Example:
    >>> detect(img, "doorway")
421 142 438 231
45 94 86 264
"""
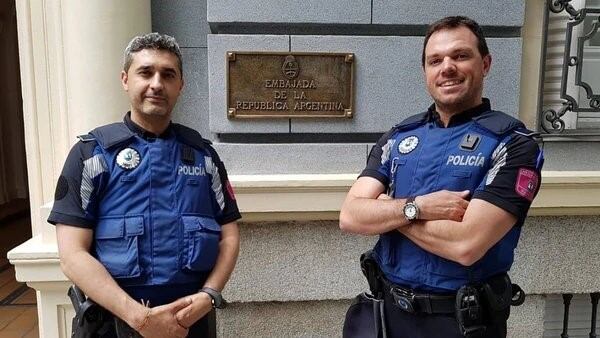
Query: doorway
0 0 37 336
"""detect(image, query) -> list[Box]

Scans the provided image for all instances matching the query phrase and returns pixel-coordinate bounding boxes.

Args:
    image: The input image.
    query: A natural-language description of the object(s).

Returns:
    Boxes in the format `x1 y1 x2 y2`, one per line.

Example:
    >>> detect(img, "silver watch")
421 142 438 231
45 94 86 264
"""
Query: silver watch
403 196 419 221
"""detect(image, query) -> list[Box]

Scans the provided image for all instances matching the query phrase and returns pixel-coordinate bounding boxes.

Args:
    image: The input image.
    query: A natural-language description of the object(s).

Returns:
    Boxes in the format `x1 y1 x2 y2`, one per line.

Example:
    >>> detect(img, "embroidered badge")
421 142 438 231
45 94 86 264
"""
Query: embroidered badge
398 136 419 154
381 139 395 164
116 148 141 170
515 168 539 201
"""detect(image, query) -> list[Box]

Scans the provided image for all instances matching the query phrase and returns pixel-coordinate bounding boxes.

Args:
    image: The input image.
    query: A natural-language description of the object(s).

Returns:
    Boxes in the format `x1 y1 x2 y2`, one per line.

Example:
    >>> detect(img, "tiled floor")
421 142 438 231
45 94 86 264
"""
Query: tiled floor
0 212 38 338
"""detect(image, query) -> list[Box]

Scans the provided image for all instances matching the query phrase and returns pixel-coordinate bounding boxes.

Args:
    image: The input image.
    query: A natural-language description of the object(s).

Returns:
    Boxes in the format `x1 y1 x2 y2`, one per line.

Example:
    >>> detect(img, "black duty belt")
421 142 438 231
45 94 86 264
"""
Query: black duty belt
384 283 456 315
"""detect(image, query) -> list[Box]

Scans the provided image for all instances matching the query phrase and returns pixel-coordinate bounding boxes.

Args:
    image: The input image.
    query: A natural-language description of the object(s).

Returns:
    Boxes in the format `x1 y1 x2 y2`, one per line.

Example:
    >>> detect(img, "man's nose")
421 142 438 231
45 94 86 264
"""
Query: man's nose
149 73 164 90
440 57 457 75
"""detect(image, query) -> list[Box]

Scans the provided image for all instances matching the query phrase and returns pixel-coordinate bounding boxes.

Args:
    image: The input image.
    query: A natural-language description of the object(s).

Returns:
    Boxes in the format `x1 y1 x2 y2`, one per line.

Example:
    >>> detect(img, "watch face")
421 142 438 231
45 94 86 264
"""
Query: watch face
404 204 417 219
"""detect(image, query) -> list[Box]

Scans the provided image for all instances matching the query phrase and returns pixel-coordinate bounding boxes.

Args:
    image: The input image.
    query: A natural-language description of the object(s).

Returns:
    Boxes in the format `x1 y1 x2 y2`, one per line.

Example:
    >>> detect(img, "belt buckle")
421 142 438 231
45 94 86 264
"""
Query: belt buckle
391 286 416 313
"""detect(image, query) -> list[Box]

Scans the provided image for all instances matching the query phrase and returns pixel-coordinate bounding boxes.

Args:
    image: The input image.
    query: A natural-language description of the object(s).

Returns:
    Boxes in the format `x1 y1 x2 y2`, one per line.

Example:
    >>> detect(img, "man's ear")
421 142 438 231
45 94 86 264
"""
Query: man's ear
482 54 492 77
121 70 129 91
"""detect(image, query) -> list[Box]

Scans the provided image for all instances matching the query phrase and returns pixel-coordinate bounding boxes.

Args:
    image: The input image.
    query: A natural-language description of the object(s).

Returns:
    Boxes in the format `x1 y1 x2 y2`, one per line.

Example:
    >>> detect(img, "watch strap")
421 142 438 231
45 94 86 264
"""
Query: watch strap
200 287 228 309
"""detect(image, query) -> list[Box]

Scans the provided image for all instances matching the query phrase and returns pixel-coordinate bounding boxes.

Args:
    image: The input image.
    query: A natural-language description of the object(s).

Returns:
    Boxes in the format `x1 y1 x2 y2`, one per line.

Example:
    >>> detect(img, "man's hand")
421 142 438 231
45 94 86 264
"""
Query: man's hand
415 190 470 221
175 292 213 329
137 297 191 338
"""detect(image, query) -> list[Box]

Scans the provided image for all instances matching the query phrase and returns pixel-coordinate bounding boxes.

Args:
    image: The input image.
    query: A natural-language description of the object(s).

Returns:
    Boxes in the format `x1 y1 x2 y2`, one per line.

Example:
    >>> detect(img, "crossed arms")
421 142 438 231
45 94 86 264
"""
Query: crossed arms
56 221 239 338
339 176 516 266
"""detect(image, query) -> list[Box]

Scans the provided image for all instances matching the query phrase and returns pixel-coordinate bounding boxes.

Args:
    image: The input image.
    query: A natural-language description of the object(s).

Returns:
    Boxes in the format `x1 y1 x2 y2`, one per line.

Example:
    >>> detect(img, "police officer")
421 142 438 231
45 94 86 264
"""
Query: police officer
339 16 543 338
49 33 241 337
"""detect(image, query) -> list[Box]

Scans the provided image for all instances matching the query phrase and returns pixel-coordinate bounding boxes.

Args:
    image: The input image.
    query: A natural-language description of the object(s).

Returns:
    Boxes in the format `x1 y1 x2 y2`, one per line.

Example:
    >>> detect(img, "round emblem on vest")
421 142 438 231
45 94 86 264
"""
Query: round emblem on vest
398 136 419 154
116 148 141 170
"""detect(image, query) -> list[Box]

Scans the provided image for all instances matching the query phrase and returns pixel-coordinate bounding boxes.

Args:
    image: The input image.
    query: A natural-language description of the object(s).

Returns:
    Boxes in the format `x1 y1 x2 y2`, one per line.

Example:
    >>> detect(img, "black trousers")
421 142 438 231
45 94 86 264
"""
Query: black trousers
94 310 215 338
382 288 507 338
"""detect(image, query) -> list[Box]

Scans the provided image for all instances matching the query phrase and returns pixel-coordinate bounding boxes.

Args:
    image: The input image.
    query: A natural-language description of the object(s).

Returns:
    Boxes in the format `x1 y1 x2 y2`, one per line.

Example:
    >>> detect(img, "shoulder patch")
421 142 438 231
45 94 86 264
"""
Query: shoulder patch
515 168 539 202
473 110 525 136
393 111 429 132
89 123 135 149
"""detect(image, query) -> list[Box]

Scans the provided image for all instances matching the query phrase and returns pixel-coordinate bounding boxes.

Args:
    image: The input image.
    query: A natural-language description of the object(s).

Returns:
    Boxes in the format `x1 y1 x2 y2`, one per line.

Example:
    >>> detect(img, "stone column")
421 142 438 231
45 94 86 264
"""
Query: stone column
15 0 151 242
11 1 150 337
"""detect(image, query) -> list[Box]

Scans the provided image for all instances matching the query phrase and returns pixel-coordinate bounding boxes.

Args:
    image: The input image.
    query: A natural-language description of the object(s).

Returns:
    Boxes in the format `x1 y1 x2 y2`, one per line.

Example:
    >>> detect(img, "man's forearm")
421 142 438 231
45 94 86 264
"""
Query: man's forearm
202 222 240 291
400 220 469 264
340 197 411 235
60 250 147 328
398 199 517 266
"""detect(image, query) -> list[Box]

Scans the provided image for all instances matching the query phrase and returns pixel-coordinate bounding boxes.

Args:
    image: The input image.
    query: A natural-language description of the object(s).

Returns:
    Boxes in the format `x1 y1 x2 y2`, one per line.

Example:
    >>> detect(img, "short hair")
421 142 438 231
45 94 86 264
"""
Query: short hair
421 16 489 67
123 32 183 75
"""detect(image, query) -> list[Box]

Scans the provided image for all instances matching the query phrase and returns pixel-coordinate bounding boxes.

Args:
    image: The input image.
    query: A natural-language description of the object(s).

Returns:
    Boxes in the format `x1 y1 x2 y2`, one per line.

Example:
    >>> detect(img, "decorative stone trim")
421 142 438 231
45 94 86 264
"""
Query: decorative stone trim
231 171 600 221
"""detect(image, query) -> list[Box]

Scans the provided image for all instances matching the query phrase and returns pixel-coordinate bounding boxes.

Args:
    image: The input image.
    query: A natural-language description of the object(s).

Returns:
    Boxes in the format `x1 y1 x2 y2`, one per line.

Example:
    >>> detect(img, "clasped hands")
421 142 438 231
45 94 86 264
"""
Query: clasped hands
135 292 213 338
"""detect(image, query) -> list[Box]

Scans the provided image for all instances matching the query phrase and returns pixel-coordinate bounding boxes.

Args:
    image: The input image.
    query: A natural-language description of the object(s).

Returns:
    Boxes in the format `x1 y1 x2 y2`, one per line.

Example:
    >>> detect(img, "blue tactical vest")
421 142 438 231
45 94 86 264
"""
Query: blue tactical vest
85 122 223 300
373 110 531 292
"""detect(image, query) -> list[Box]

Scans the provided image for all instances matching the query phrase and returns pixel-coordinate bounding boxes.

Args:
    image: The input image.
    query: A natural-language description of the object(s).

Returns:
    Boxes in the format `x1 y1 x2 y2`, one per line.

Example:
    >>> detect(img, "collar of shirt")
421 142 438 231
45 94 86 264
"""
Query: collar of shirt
123 111 173 140
426 98 491 127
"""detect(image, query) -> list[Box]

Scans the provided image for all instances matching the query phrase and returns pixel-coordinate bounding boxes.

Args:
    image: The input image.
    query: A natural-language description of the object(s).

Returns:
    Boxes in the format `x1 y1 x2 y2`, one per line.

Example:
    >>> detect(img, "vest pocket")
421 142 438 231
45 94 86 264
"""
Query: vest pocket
182 215 221 272
452 170 472 178
95 216 144 279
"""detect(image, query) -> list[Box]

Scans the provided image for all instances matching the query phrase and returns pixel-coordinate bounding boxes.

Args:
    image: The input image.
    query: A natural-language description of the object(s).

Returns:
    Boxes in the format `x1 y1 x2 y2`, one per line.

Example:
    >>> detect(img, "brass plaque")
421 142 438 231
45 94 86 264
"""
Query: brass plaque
227 52 354 119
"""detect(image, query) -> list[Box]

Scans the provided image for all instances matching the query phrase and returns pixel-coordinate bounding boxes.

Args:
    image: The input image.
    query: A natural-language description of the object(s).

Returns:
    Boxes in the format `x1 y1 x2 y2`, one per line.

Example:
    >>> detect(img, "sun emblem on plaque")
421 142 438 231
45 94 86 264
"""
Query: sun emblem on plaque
282 55 299 79
116 148 141 170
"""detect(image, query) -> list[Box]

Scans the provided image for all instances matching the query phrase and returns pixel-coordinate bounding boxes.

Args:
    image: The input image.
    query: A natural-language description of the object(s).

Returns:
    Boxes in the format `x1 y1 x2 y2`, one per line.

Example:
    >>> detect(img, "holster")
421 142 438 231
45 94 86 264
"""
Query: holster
455 284 486 338
114 317 143 338
342 250 387 338
481 273 512 325
67 285 113 338
360 250 385 299
455 273 525 338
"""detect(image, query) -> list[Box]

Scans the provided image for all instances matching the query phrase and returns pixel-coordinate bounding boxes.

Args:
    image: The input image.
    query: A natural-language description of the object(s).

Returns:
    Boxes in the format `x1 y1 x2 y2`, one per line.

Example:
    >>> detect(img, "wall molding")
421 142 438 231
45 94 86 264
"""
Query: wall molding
232 171 600 221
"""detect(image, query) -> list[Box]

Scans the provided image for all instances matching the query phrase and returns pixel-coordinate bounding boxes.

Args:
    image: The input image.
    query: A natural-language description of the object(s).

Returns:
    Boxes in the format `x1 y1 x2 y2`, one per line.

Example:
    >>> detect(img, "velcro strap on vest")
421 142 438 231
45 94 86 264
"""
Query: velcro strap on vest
77 134 96 143
473 110 525 136
181 145 195 164
89 123 135 149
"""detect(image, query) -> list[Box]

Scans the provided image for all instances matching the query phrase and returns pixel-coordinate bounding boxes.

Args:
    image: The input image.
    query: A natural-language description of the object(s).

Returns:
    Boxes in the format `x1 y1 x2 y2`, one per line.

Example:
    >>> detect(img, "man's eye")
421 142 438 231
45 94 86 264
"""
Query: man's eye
429 59 441 66
457 54 469 60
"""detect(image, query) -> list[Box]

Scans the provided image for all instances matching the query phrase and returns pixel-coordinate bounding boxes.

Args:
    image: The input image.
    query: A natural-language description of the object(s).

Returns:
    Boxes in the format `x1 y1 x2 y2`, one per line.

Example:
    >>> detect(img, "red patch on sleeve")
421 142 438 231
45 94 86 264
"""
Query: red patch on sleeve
515 168 539 201
225 180 236 200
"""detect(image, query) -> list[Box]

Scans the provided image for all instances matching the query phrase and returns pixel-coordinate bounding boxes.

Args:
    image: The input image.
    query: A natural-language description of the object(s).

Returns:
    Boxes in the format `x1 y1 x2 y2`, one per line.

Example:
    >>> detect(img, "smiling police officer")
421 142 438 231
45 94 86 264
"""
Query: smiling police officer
340 16 543 338
49 33 241 338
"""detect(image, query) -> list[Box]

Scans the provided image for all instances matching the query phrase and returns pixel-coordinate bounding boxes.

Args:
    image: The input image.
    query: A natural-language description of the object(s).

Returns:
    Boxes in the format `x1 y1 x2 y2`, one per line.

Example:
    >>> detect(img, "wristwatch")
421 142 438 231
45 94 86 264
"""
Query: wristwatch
200 287 228 309
402 196 420 221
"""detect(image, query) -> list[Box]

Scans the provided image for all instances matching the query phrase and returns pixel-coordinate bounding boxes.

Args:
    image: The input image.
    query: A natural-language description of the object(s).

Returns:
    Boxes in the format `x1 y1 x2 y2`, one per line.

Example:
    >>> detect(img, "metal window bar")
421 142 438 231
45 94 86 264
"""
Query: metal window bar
539 0 600 137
